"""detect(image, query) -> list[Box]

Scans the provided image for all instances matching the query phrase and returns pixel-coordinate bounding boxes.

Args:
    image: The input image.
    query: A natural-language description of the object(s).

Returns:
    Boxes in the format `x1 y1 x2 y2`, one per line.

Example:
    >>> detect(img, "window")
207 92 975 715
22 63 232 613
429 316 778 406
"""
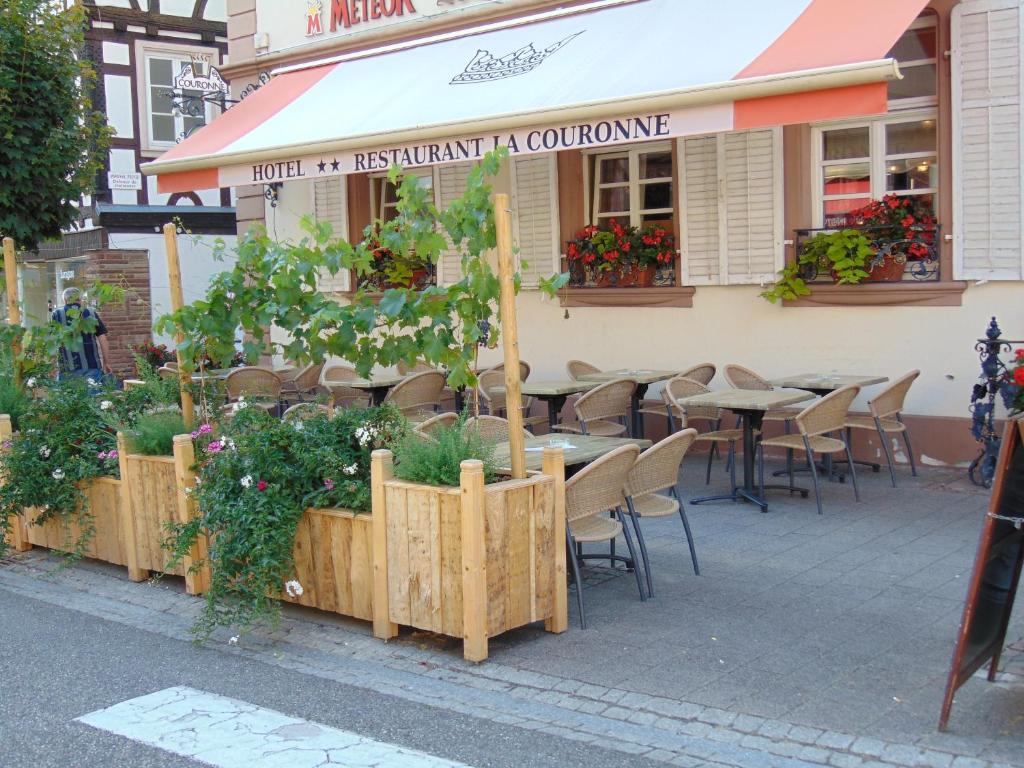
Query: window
888 15 938 108
371 172 434 222
139 46 220 149
588 143 674 230
815 115 937 228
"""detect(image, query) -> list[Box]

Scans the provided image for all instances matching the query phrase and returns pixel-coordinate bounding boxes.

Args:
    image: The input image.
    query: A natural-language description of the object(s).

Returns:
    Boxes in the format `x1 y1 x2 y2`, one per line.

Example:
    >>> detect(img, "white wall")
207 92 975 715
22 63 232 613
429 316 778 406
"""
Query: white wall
107 232 238 343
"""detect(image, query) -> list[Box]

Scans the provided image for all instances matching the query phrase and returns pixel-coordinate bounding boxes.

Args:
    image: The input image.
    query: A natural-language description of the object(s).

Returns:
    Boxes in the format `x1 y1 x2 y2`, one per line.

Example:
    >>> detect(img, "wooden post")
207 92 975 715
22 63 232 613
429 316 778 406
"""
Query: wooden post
116 433 148 582
542 446 568 634
494 193 525 480
163 223 195 429
371 449 398 640
460 458 488 662
3 238 21 387
173 434 209 595
1 415 30 552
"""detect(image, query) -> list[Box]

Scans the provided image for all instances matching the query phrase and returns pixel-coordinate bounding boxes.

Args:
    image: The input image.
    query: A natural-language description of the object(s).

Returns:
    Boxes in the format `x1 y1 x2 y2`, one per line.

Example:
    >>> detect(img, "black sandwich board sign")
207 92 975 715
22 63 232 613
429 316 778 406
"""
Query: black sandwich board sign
939 416 1024 730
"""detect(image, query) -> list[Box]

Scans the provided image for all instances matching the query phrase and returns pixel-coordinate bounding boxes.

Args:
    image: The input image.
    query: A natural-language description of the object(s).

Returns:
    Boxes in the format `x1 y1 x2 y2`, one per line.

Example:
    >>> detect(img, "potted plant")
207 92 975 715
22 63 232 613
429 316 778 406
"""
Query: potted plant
761 228 877 303
631 224 676 287
850 194 937 281
357 236 433 291
131 341 172 372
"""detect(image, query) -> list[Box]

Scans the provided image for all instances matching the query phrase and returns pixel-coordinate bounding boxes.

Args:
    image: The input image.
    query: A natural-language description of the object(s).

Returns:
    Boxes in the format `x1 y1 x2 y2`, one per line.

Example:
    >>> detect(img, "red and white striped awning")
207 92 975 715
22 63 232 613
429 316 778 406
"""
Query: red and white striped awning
144 0 929 193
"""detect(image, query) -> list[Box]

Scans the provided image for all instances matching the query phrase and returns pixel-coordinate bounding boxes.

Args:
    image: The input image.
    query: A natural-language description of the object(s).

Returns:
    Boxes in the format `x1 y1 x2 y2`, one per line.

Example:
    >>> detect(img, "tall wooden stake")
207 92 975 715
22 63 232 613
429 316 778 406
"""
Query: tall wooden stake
494 193 525 480
163 223 195 429
3 238 22 387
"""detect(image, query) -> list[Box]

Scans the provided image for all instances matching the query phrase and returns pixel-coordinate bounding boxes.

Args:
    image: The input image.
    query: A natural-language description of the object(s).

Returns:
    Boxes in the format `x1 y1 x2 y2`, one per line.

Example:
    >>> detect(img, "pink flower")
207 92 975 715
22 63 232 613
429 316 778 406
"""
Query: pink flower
190 431 200 440
323 478 335 491
108 450 118 460
256 479 268 492
97 451 107 460
206 441 222 454
198 424 213 434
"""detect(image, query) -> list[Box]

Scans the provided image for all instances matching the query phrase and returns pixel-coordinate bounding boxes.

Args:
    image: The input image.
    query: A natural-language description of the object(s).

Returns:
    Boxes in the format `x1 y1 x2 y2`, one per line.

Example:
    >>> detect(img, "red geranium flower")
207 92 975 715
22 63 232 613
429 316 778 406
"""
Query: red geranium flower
256 479 268 492
1015 368 1024 386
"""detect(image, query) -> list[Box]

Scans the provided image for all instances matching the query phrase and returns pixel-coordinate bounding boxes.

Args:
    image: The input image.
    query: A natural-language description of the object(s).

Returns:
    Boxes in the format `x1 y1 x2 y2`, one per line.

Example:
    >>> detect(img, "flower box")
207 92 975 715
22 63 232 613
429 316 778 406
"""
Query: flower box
370 448 568 662
19 477 127 566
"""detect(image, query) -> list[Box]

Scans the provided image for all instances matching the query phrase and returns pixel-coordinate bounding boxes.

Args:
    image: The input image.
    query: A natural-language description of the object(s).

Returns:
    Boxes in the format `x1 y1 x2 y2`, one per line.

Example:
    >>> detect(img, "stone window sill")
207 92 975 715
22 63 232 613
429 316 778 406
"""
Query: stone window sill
782 281 968 307
559 286 695 308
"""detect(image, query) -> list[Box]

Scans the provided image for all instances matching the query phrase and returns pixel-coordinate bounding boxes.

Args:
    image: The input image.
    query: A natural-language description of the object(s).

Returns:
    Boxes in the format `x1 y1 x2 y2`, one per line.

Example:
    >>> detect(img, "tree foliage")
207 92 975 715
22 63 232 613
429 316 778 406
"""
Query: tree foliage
0 1 112 250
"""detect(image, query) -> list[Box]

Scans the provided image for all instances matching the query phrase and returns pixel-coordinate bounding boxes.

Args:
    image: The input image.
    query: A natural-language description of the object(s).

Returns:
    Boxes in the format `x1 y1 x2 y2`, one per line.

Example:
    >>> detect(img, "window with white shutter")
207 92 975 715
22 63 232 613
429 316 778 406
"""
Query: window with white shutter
679 128 783 286
434 162 474 285
510 154 560 289
313 178 349 293
952 0 1024 280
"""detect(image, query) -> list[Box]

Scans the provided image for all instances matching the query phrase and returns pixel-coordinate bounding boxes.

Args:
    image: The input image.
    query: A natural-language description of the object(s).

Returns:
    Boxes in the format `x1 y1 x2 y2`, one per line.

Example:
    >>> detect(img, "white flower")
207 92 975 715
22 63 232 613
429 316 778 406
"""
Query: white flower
100 400 112 411
231 396 249 414
51 468 64 480
194 476 202 486
240 475 253 489
25 377 36 389
226 291 235 300
39 446 51 458
342 463 358 476
284 579 304 597
184 487 193 495
228 635 239 645
293 420 305 432
86 378 98 387
226 439 237 451
354 426 375 447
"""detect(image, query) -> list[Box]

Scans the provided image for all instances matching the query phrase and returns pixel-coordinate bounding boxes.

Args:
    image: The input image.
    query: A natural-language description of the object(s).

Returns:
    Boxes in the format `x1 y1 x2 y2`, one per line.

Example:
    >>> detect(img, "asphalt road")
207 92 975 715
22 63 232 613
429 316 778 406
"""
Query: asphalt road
0 588 663 768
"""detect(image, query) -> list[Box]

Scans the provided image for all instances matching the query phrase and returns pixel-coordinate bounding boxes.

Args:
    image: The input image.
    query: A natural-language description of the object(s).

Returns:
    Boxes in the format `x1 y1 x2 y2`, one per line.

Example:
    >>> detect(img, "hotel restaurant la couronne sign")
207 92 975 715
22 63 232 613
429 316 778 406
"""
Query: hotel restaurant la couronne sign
257 0 504 54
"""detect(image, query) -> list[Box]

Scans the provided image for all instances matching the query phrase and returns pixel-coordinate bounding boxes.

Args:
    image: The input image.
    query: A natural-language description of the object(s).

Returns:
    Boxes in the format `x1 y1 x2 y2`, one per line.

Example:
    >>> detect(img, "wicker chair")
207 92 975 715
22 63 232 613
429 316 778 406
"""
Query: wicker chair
477 368 547 431
666 377 741 485
281 363 324 404
157 366 177 380
624 429 701 595
415 411 458 437
397 360 436 376
486 360 531 381
224 368 282 413
565 444 646 627
553 378 636 437
723 364 798 424
321 364 371 409
844 370 920 487
758 386 861 515
282 402 332 421
384 370 445 421
465 414 532 443
566 360 601 380
638 363 718 431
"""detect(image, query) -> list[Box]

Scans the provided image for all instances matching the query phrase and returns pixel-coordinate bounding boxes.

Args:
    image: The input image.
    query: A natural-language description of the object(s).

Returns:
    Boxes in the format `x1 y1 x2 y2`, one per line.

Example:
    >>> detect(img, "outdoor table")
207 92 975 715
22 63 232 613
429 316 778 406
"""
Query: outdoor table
770 373 889 478
494 434 652 472
190 365 295 382
578 369 681 438
345 373 406 405
677 388 815 512
495 379 600 430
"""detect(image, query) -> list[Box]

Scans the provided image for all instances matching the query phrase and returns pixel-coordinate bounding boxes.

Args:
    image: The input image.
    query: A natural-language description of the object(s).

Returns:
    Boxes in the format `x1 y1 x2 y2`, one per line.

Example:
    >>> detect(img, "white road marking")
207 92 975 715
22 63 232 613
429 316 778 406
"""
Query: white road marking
77 686 475 768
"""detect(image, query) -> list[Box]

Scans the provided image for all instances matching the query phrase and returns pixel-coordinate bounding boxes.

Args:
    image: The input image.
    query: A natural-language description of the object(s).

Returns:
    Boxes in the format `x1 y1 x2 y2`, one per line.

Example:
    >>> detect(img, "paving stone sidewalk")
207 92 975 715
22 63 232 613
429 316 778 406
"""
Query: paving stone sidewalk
1 461 1021 768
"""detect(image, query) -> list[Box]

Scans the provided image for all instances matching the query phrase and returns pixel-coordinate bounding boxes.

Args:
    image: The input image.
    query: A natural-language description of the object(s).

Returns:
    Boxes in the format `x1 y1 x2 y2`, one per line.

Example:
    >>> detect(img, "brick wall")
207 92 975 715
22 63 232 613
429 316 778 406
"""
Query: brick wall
82 249 152 378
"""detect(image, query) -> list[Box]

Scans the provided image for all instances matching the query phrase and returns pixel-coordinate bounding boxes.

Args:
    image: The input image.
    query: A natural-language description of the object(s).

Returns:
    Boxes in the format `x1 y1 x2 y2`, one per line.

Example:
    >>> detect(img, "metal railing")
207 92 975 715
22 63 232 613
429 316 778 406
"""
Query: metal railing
793 224 941 283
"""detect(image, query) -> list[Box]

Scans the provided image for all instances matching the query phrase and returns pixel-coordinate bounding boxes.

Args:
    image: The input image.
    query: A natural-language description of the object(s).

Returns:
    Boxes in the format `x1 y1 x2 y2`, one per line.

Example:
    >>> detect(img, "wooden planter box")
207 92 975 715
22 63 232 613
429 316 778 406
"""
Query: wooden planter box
19 477 127 565
370 448 568 662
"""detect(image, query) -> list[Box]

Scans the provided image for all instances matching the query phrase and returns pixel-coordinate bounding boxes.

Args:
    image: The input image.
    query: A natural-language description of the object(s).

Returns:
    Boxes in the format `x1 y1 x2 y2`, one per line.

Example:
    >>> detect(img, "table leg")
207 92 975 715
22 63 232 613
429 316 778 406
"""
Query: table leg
632 384 649 438
546 395 568 430
454 386 466 413
691 412 766 512
371 388 387 406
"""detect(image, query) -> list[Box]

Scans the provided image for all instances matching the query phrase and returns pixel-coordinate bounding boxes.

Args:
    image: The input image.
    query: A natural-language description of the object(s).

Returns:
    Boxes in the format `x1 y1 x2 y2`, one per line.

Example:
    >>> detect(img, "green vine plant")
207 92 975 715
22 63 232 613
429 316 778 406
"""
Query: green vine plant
154 148 569 393
760 229 876 304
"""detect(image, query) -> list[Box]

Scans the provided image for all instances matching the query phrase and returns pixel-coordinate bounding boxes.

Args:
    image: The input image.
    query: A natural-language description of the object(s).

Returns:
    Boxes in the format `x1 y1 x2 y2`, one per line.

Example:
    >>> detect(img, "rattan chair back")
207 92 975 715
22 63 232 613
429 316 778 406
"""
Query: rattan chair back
488 360 531 381
157 366 177 380
282 402 331 421
723 364 772 391
385 370 445 414
663 376 720 423
796 385 860 438
566 359 601 380
225 368 282 400
626 429 698 498
870 370 919 419
465 414 530 442
290 363 324 392
322 364 359 382
416 412 459 435
565 444 640 523
574 378 636 424
680 363 716 386
477 368 506 412
397 360 436 376
164 360 178 370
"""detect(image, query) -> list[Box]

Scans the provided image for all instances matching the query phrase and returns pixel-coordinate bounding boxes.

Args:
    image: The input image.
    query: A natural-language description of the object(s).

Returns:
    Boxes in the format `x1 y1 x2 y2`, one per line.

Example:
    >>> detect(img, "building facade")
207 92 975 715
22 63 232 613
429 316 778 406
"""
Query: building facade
152 0 1024 465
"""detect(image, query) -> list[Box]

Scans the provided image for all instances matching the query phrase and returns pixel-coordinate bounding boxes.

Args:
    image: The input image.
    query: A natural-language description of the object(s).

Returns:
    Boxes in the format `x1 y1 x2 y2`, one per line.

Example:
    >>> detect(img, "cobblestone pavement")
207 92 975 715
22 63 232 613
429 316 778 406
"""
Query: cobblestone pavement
1 460 1021 768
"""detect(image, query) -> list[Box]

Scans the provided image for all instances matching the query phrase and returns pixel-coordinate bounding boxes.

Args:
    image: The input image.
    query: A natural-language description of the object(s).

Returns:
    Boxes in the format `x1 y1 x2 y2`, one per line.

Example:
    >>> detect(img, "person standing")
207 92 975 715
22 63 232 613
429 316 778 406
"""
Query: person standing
52 287 112 381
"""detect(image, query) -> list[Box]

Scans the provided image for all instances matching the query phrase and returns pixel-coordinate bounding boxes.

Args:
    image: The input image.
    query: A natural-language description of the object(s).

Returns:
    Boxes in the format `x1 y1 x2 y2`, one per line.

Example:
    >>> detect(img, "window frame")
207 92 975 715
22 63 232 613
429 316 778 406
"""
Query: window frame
583 141 675 229
369 170 436 222
811 110 939 229
887 13 940 111
134 40 222 155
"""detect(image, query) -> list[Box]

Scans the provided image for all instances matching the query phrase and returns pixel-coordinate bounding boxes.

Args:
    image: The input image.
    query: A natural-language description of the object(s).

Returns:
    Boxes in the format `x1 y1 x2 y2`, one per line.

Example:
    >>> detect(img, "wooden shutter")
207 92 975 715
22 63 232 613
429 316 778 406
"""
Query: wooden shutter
680 135 722 285
680 129 782 285
435 162 473 285
313 178 349 293
721 128 783 285
952 0 1024 280
510 154 560 289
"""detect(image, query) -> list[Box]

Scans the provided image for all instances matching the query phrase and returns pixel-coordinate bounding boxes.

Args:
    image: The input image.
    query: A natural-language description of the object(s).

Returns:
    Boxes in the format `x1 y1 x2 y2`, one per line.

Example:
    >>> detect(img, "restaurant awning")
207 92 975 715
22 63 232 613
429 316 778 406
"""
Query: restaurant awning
145 0 929 193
